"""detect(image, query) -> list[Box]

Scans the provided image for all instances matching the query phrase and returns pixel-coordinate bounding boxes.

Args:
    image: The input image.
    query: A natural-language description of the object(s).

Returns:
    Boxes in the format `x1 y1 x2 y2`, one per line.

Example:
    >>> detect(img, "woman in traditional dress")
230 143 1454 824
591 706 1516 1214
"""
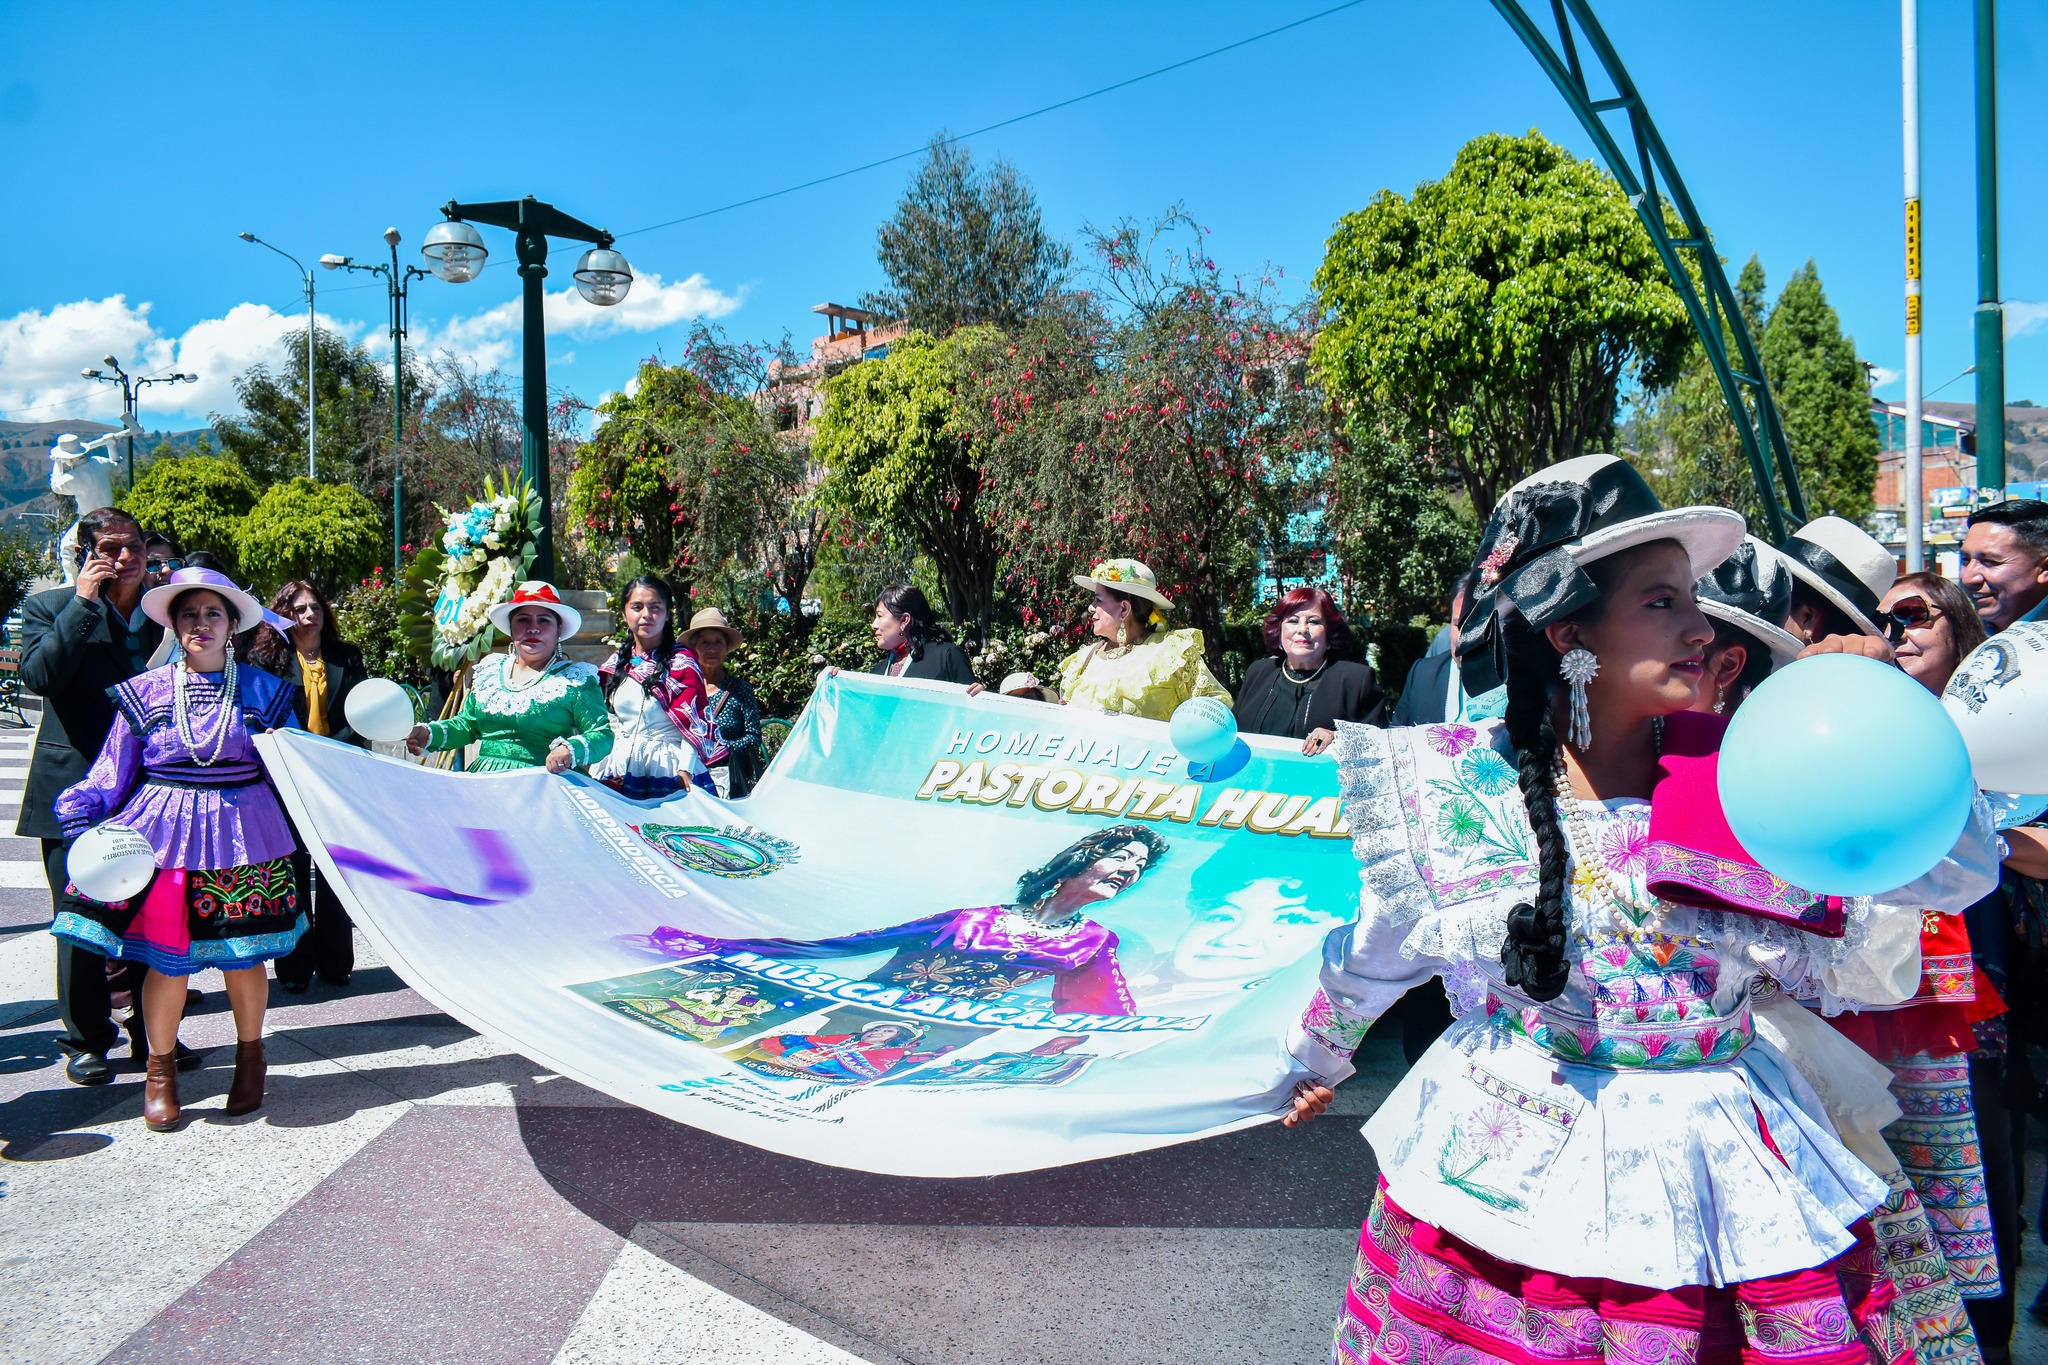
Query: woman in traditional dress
51 567 304 1131
1685 548 1992 1362
590 575 725 800
682 608 763 798
1284 455 2000 1365
404 581 613 774
1054 559 1230 721
643 824 1166 1016
1234 586 1384 754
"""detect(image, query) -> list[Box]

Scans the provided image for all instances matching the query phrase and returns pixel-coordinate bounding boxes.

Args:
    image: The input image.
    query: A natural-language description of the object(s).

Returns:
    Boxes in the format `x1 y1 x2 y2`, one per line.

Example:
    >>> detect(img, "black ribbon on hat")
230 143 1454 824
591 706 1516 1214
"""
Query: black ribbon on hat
1699 541 1791 625
1778 538 1881 621
1454 462 1664 695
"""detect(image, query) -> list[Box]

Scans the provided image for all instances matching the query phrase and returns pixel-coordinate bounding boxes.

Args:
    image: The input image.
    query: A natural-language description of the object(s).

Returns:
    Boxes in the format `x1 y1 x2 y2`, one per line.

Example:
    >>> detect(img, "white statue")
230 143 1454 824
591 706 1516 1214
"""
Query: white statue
50 423 129 583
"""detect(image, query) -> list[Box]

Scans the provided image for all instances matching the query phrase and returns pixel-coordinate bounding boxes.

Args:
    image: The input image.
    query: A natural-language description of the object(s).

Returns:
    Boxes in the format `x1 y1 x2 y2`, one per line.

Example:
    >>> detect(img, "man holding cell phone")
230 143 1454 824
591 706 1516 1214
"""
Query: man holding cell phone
17 507 169 1085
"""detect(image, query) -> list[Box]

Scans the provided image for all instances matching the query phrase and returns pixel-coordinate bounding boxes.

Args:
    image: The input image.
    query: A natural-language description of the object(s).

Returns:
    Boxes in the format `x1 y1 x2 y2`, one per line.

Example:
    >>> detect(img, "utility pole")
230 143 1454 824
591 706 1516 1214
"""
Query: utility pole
325 229 430 573
240 232 318 479
1973 0 2005 497
1903 0 1924 570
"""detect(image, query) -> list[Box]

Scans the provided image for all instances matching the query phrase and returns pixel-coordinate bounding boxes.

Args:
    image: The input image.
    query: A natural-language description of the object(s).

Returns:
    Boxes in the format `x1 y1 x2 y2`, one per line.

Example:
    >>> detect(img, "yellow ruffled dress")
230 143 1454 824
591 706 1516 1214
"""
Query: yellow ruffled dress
1055 629 1232 722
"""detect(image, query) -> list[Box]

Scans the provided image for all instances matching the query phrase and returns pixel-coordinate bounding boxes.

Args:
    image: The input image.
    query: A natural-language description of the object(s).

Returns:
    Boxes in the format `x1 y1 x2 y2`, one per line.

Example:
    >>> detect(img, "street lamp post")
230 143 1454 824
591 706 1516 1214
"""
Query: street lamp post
79 358 197 486
238 231 319 479
324 229 431 573
422 197 632 580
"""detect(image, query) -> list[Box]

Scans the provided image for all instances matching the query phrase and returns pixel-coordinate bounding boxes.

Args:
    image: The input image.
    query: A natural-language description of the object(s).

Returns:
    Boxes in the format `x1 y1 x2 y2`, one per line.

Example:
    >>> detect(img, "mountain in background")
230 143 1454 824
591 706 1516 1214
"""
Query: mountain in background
0 420 216 526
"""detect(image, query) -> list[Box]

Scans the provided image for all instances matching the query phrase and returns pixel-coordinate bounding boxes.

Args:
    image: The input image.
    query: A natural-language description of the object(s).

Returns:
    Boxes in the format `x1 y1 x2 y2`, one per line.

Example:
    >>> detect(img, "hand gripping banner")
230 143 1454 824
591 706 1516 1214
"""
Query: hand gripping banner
256 672 1354 1176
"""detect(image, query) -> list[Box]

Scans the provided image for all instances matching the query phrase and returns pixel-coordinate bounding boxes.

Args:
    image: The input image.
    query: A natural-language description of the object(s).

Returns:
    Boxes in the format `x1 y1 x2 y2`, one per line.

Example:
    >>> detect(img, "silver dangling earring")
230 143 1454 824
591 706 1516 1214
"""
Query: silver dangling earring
1712 696 1727 716
1116 619 1129 648
1559 648 1598 750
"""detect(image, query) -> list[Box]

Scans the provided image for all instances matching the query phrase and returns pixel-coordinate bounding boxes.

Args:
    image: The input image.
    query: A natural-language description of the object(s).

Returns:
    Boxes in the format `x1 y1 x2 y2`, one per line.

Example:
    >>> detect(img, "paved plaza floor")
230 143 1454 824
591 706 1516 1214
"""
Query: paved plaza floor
1 715 2044 1364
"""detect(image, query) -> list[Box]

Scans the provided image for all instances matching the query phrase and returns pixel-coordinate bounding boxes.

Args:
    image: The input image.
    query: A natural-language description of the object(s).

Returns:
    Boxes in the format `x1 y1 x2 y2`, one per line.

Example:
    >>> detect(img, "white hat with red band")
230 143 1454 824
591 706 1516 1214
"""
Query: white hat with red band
486 580 582 640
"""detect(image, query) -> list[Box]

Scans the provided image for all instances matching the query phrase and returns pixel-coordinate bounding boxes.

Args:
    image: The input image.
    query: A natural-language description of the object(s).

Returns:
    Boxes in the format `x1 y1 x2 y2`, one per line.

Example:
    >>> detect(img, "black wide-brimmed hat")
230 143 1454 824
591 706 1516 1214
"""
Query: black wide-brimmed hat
1777 516 1897 639
1697 537 1803 670
1456 454 1746 693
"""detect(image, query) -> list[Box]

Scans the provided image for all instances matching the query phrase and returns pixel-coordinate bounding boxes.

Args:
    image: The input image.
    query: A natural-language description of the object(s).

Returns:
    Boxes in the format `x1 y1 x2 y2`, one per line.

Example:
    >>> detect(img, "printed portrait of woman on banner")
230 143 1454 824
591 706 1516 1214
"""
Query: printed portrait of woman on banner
1124 856 1352 1012
642 824 1168 1016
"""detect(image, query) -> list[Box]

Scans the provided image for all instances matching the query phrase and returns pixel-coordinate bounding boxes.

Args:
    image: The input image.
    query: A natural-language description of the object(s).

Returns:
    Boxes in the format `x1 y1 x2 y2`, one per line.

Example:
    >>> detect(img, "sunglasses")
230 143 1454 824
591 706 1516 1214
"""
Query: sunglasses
1882 595 1943 641
146 557 183 573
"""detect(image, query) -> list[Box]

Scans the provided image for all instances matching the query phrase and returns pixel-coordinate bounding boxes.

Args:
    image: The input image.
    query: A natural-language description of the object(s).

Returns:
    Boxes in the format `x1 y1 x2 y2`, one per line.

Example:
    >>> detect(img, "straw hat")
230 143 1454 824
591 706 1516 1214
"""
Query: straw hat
486 581 582 638
1072 558 1173 612
1778 516 1897 638
680 606 742 650
998 672 1057 701
140 567 265 631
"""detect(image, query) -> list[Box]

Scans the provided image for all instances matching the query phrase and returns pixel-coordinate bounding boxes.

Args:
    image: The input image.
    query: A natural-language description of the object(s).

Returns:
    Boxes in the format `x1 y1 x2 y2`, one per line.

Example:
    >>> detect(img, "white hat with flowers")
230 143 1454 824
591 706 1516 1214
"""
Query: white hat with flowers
1072 558 1173 612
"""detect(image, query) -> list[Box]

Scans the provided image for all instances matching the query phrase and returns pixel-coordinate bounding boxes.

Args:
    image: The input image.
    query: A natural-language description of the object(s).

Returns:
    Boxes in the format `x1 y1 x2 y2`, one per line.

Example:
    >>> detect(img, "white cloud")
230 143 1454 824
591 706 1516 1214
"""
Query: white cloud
405 269 744 372
1 267 740 430
1866 365 1902 390
2006 300 2048 342
0 294 359 428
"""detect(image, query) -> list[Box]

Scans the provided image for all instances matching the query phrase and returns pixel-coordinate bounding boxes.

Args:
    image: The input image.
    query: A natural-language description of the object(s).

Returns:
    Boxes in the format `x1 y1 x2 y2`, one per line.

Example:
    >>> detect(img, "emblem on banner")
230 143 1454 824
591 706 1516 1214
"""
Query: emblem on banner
633 823 801 879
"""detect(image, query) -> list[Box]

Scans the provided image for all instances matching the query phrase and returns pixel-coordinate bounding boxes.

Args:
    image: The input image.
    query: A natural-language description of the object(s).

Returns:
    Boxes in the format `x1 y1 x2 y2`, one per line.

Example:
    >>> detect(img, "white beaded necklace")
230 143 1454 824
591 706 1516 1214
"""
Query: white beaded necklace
1552 718 1662 939
173 652 238 768
1002 904 1083 938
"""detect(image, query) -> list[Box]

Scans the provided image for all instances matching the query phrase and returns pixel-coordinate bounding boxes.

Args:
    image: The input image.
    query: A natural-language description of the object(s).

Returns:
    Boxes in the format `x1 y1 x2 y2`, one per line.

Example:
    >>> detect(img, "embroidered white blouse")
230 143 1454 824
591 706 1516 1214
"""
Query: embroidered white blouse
1292 719 1998 1289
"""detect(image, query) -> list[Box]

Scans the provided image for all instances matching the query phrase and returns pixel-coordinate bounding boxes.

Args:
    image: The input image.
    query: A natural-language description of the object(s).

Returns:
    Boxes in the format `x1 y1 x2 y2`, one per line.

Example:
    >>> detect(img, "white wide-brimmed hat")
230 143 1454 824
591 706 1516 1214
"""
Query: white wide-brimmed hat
140 567 265 631
486 580 582 639
50 434 87 460
1778 516 1896 638
998 671 1057 701
1456 454 1746 694
1697 537 1804 670
1072 558 1173 612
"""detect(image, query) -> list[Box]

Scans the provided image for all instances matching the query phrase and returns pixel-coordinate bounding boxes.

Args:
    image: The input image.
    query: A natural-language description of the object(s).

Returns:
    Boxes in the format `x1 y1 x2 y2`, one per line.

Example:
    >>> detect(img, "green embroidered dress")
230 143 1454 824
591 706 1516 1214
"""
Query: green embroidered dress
424 654 614 773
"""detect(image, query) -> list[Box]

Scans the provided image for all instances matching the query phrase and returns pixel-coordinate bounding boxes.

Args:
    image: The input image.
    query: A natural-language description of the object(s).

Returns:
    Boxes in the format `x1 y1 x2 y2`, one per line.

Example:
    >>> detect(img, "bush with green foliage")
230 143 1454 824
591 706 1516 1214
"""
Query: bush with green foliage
120 454 260 574
238 478 387 596
334 566 430 687
0 527 53 627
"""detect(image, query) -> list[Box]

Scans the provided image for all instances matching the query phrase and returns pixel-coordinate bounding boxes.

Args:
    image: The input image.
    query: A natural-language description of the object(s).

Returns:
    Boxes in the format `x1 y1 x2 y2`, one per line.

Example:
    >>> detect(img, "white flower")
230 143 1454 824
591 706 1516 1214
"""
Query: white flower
494 513 512 533
482 532 502 550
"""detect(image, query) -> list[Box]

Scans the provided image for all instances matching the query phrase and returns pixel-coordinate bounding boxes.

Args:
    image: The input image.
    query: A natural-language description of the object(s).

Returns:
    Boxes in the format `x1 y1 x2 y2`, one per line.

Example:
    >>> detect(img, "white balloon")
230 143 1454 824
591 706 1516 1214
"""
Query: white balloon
68 823 158 904
345 678 418 743
1942 621 2048 792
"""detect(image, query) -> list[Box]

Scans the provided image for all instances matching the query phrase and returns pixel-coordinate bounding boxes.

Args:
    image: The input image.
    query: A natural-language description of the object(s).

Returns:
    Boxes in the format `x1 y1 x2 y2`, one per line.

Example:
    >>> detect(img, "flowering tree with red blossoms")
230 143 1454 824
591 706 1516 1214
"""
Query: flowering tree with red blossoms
958 210 1331 651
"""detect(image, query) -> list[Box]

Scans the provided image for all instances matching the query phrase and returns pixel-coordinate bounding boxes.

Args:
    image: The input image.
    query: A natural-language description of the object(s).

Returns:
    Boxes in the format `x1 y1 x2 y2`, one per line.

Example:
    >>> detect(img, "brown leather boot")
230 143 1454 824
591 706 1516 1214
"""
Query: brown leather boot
143 1052 181 1131
225 1038 266 1115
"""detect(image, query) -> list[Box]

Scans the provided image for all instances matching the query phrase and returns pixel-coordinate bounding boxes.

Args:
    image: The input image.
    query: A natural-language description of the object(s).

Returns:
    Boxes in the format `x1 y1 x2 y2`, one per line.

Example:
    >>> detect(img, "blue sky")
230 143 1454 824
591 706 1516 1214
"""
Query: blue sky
0 1 2041 434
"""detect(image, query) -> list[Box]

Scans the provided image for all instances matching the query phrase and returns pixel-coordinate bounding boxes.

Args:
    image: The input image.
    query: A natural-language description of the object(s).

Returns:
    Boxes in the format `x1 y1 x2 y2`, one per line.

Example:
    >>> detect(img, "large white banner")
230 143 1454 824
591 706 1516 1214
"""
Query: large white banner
257 672 1354 1176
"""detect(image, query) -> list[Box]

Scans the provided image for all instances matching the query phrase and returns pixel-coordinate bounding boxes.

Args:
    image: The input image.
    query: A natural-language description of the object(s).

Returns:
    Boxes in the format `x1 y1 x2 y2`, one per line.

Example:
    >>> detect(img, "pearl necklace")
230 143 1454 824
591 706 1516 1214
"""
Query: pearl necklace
1552 718 1663 939
173 655 237 768
1002 905 1083 938
1280 658 1328 684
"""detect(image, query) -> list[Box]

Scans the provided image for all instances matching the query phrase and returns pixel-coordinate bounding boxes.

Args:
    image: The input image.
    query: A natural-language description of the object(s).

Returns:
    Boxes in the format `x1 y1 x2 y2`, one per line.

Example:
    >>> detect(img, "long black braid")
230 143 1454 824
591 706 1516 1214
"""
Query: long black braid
1499 613 1573 1001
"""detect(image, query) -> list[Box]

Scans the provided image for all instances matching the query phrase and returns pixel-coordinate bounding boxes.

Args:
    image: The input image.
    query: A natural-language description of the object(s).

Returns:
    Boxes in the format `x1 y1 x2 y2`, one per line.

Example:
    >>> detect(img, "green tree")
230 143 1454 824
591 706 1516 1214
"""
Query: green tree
121 454 260 573
0 526 52 624
964 212 1331 645
1329 418 1478 629
1312 131 1692 518
862 134 1071 335
212 327 394 489
238 478 387 596
1761 260 1878 522
814 327 1004 636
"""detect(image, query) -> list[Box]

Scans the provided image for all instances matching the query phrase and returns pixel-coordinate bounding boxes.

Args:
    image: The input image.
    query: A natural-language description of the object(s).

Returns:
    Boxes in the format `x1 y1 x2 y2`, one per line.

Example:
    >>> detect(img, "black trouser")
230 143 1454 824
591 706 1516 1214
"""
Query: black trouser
45 836 140 1057
1966 1055 2020 1356
273 849 352 986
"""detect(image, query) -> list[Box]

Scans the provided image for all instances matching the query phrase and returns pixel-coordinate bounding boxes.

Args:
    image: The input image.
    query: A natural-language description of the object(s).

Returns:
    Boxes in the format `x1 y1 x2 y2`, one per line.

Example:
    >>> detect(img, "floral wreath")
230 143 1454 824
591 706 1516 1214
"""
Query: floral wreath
413 471 544 670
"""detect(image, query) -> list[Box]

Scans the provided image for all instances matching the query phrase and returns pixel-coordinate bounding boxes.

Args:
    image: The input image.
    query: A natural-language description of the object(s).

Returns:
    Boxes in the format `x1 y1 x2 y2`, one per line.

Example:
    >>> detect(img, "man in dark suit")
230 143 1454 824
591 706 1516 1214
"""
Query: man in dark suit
1390 568 1478 728
19 506 165 1085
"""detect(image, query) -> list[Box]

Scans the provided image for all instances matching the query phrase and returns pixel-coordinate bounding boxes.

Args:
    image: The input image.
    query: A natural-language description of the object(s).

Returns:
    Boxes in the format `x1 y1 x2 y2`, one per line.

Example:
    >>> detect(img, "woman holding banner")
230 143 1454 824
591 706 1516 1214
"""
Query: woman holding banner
50 567 304 1132
645 823 1166 1016
591 576 724 799
1233 586 1383 755
1282 456 2001 1365
1055 559 1230 721
405 581 613 775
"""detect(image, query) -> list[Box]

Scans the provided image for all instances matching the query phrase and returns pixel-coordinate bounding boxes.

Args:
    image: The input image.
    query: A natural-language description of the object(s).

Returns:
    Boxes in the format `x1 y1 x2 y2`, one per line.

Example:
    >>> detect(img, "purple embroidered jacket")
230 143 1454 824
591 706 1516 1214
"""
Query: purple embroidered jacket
55 664 299 870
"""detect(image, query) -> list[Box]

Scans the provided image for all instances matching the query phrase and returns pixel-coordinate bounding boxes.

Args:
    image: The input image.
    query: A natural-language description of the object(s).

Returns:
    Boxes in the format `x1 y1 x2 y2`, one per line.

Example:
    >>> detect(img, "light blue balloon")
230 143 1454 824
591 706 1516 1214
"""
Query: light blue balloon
1169 697 1238 765
1719 653 1975 896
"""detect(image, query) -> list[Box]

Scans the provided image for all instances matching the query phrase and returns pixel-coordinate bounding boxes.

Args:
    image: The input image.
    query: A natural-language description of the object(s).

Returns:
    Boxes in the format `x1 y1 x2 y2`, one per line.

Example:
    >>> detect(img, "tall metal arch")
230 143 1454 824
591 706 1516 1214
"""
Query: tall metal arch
1491 0 1809 540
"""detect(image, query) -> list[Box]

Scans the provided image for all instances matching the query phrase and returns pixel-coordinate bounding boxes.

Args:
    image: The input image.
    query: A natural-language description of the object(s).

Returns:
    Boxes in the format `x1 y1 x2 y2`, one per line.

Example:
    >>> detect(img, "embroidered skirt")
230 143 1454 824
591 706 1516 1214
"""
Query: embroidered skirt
1333 1181 1909 1365
1867 1169 1983 1365
52 857 304 976
1884 1056 1998 1301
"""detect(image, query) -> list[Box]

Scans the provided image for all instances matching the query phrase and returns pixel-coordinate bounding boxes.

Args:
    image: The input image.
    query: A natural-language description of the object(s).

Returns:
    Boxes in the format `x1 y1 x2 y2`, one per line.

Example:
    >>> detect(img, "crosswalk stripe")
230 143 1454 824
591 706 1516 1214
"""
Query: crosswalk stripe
0 862 45 887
